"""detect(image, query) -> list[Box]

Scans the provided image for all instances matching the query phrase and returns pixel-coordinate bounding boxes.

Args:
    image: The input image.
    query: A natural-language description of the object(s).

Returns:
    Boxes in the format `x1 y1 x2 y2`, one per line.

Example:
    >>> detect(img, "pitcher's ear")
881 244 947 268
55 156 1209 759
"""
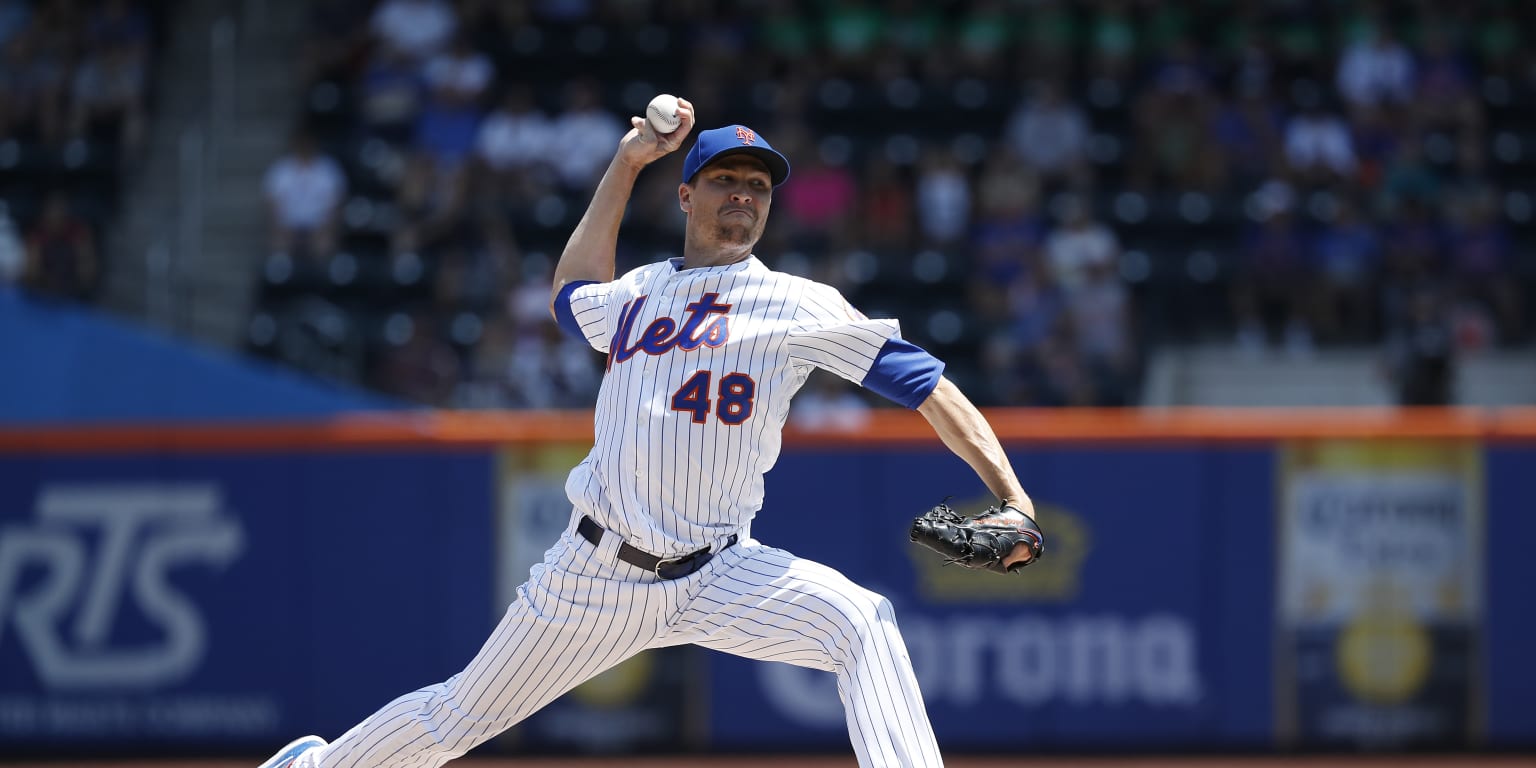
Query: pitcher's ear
678 183 692 213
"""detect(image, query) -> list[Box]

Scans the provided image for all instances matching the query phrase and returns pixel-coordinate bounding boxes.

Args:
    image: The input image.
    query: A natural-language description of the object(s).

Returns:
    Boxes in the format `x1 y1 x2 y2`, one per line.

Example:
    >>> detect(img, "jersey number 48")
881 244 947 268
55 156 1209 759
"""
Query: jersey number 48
671 370 756 425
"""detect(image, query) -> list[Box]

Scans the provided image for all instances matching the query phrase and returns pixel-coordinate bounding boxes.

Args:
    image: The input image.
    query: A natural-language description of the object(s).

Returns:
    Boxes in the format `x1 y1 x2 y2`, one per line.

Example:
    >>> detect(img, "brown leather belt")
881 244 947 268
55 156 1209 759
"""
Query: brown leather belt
577 515 736 580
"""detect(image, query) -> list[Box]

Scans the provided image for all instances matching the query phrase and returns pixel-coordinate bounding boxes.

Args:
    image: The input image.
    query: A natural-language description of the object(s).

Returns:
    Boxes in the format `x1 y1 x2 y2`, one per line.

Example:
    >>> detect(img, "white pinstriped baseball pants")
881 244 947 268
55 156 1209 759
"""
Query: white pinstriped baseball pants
295 519 943 768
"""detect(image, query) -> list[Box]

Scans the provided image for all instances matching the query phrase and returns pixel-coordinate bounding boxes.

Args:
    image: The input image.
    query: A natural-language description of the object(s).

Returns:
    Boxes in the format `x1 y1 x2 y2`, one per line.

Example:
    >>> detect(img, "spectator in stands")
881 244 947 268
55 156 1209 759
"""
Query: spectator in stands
979 332 1027 406
412 34 489 186
1283 92 1356 187
545 78 624 192
1016 0 1074 77
1231 184 1313 355
69 37 147 150
0 36 27 139
1086 0 1137 79
1147 36 1213 100
757 4 814 72
370 0 457 64
1311 197 1382 343
85 0 149 59
914 146 970 245
2 24 72 145
1445 190 1521 344
970 152 1045 321
1044 195 1119 296
0 203 25 288
432 239 510 313
819 0 884 75
301 0 373 86
1130 38 1218 191
496 318 601 409
1378 198 1445 296
263 129 347 264
1004 79 1089 188
469 85 548 271
473 84 555 206
453 303 605 412
997 263 1065 402
374 312 461 406
1210 81 1286 189
857 155 915 252
356 47 425 145
1413 24 1480 136
882 0 944 70
452 312 515 409
688 5 753 81
952 0 1013 77
1335 21 1414 111
1068 257 1135 405
423 32 493 111
0 0 30 50
1383 283 1454 406
1032 318 1098 407
22 191 97 304
1379 136 1440 210
28 0 85 73
1348 103 1402 191
1472 2 1522 78
1219 22 1273 97
391 150 467 260
778 136 858 253
1450 131 1493 204
1377 200 1451 360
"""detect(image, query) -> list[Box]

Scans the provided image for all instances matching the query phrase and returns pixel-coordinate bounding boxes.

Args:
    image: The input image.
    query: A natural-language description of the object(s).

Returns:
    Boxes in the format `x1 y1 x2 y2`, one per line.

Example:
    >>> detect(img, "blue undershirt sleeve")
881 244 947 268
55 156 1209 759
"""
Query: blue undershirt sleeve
860 337 945 410
552 280 598 342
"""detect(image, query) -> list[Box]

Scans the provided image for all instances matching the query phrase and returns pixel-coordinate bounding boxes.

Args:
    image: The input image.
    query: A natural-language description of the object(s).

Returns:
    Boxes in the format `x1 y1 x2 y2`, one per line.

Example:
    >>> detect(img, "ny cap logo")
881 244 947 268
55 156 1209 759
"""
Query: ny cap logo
735 126 756 144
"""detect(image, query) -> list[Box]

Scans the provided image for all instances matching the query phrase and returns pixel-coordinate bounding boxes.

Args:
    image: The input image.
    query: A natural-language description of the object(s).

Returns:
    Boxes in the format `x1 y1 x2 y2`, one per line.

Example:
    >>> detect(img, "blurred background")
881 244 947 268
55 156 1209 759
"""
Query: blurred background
0 0 1534 763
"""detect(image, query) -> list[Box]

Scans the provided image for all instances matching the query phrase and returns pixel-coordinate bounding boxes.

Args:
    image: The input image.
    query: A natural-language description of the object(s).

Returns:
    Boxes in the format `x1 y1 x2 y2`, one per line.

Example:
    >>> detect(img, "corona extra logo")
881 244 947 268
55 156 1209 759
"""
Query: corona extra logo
906 497 1089 602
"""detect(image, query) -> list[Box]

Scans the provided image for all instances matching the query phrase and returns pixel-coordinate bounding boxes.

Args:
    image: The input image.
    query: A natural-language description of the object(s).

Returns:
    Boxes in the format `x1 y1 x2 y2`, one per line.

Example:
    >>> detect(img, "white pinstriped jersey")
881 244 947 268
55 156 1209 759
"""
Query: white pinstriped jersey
562 255 899 557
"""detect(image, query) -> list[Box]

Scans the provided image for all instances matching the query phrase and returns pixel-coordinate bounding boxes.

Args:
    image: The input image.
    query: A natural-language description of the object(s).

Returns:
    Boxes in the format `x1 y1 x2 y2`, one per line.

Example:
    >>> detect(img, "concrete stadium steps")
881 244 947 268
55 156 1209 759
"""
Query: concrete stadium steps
1142 346 1535 407
105 0 307 348
1457 352 1536 406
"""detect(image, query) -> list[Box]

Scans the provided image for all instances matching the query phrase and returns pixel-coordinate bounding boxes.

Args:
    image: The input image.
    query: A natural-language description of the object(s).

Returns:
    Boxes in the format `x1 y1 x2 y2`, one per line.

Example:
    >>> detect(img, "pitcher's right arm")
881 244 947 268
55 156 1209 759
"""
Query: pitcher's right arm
550 98 696 312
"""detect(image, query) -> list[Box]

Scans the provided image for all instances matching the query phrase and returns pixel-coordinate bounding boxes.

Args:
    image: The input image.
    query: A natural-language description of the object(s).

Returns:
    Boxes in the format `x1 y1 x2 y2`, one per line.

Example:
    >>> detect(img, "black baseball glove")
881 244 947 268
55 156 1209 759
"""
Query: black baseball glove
910 502 1045 574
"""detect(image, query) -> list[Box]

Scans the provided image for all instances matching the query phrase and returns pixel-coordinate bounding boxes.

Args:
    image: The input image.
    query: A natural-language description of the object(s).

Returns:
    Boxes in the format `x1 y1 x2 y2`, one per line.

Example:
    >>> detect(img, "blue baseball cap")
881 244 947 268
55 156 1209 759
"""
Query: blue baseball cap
681 125 791 187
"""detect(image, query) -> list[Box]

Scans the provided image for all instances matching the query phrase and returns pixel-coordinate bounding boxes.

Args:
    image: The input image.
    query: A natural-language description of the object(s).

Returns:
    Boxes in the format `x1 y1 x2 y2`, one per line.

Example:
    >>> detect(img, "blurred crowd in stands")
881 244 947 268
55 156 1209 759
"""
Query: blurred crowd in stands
251 0 1534 411
0 0 156 304
3 1 1530 412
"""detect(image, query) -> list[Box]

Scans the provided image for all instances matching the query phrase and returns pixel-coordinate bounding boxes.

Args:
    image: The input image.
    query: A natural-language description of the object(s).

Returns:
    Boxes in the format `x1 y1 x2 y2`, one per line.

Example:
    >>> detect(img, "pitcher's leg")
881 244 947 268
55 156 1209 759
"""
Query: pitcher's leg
298 536 658 768
666 545 943 768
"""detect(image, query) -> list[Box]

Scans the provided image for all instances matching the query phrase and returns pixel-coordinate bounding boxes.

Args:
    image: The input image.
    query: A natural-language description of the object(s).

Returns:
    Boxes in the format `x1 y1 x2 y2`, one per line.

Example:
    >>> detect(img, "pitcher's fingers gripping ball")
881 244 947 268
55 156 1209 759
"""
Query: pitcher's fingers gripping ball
911 502 1045 574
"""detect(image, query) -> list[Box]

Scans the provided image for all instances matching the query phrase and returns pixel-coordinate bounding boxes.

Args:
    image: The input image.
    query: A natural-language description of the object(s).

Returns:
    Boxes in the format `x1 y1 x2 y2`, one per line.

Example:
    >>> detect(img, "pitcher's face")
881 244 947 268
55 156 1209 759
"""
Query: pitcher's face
681 155 773 252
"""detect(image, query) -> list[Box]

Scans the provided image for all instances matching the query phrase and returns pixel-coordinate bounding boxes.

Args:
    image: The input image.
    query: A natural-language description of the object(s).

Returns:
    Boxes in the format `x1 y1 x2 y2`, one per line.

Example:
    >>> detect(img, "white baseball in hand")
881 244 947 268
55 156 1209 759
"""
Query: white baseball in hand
646 93 681 134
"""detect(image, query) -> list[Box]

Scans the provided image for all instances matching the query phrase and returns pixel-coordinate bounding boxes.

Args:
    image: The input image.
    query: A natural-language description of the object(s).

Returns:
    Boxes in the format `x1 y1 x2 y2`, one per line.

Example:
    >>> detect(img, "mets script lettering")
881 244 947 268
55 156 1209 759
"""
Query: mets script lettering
609 293 732 369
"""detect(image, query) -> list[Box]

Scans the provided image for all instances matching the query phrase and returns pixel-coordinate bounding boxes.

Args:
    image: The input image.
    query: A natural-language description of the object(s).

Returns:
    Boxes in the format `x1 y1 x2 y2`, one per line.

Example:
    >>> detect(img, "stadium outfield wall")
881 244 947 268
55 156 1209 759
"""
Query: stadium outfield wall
0 409 1532 755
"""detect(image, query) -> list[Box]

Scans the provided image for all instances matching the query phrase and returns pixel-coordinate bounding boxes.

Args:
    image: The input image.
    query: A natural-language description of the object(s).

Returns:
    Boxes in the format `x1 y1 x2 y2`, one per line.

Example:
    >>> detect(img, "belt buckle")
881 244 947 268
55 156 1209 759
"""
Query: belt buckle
655 546 708 579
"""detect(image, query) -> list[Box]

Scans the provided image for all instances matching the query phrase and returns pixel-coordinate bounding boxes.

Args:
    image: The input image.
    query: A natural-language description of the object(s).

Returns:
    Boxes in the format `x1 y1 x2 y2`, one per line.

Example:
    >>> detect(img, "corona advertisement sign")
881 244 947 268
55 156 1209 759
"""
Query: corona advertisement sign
1276 440 1484 748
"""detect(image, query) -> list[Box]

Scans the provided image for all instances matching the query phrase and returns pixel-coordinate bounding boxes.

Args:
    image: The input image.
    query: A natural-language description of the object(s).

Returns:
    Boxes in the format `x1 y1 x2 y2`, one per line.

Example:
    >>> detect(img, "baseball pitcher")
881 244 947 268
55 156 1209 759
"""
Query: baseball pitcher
259 97 1042 768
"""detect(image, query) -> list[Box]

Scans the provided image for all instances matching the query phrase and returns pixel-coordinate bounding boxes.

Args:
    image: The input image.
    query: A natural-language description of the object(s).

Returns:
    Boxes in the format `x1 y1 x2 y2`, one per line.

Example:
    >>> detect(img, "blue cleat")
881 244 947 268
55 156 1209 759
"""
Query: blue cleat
257 735 326 768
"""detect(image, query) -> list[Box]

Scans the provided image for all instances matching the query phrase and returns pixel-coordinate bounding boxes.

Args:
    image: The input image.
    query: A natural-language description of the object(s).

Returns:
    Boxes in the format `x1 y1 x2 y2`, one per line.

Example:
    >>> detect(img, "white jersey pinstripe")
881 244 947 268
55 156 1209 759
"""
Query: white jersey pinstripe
563 255 899 556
